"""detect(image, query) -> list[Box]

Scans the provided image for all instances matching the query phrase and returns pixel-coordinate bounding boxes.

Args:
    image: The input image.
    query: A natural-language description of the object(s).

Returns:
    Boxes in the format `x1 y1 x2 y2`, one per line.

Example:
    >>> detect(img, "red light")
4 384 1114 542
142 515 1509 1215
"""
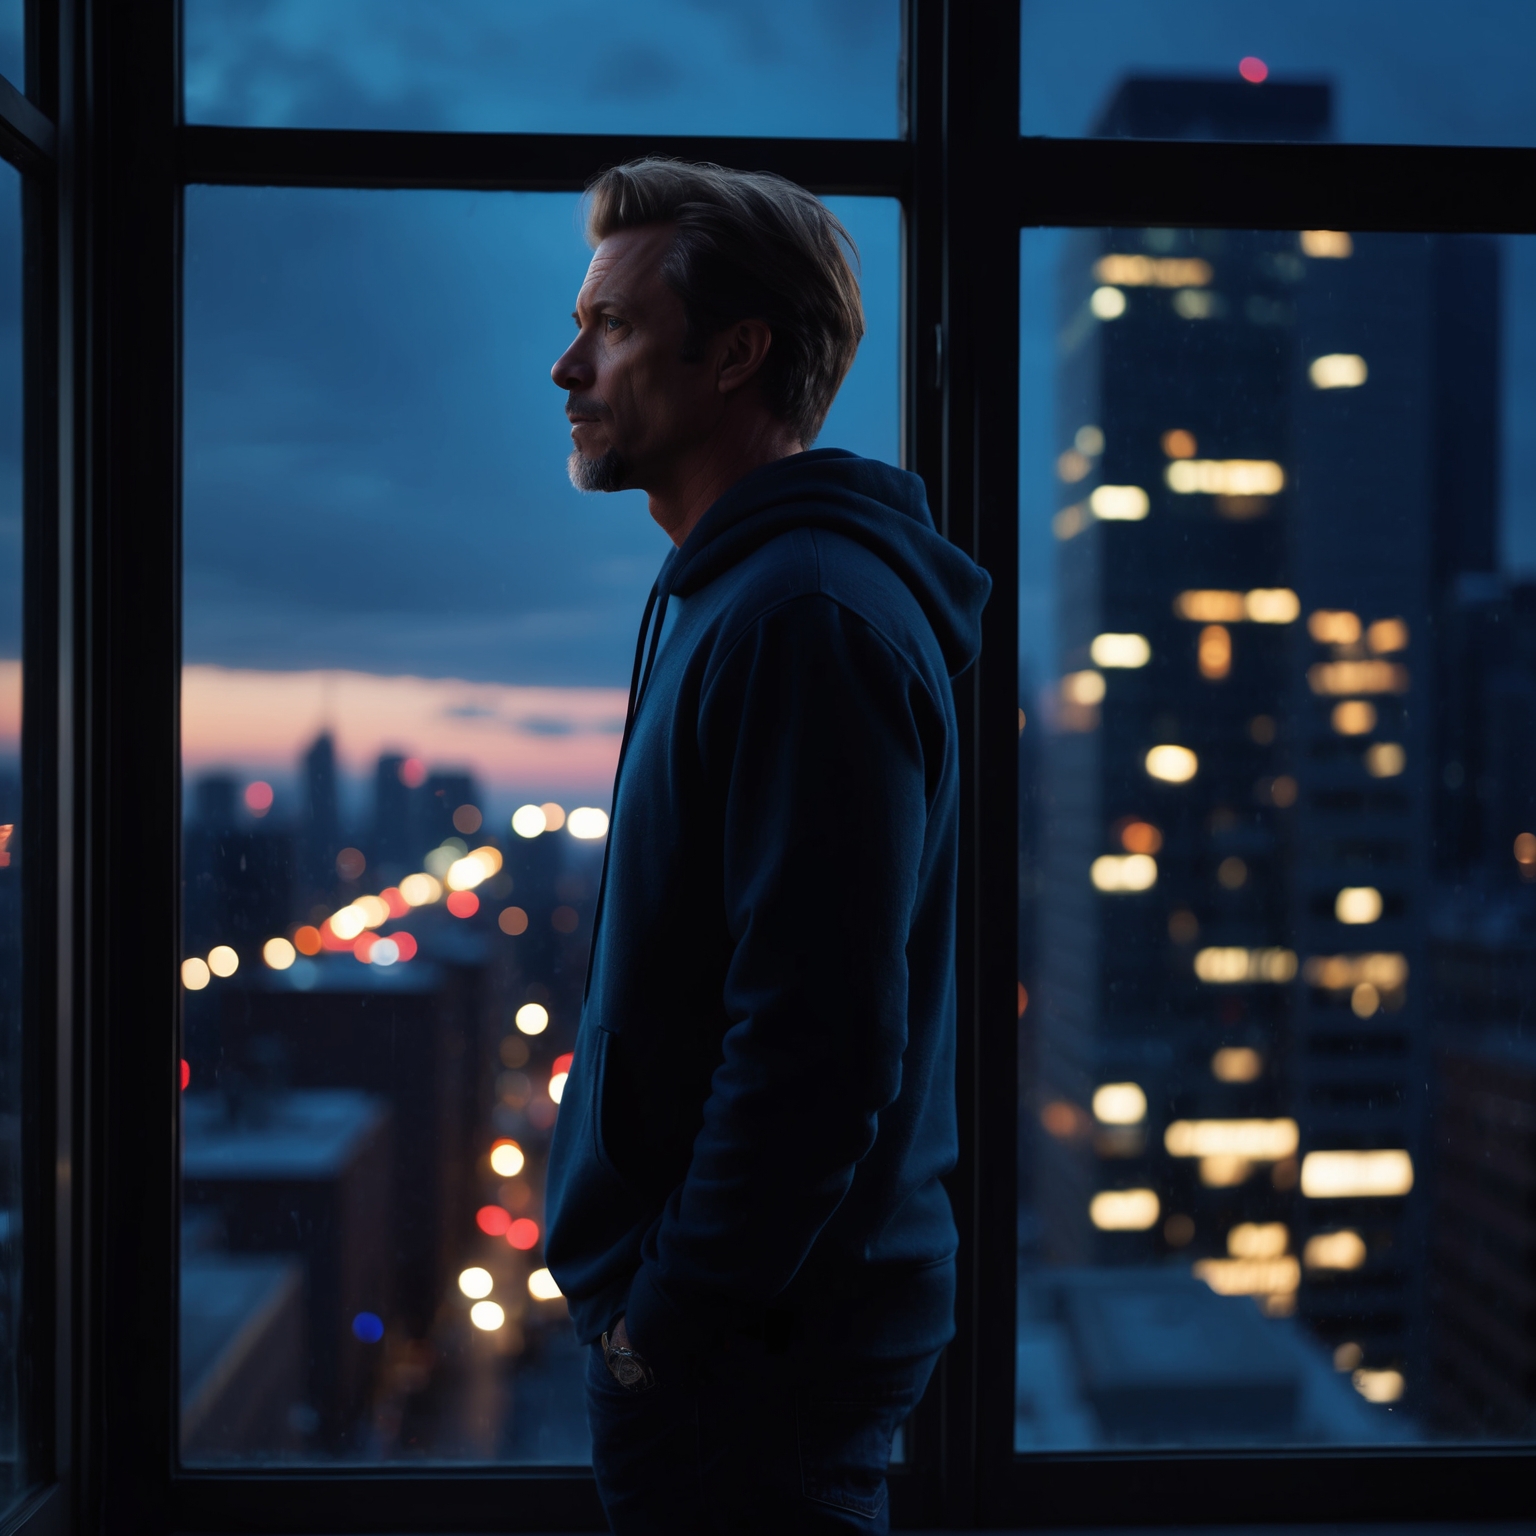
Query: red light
355 932 378 963
476 1205 512 1236
552 1053 574 1077
180 1059 190 1091
506 1218 540 1251
399 756 427 788
1238 56 1268 83
380 886 410 919
1017 983 1029 1019
391 931 418 962
244 780 274 814
446 890 479 919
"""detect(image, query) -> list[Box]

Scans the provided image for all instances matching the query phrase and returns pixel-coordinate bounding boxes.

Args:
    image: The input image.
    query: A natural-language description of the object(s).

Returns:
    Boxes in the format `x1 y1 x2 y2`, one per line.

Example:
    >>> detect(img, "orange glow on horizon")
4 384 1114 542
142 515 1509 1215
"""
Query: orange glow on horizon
178 665 627 798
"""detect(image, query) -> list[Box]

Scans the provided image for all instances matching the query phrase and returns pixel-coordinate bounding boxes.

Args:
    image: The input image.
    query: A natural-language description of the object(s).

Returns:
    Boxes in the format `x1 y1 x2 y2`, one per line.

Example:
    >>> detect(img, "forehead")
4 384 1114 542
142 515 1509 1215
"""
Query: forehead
579 224 676 307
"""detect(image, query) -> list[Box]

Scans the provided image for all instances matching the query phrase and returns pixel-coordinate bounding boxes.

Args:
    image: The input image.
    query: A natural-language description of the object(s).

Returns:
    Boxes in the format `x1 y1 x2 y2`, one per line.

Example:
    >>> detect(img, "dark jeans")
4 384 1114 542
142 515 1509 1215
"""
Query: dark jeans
585 1332 940 1534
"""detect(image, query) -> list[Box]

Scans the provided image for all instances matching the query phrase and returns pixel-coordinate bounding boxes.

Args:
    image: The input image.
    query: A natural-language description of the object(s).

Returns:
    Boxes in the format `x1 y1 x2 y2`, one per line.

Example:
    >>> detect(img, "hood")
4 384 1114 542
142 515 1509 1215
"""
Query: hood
661 448 991 680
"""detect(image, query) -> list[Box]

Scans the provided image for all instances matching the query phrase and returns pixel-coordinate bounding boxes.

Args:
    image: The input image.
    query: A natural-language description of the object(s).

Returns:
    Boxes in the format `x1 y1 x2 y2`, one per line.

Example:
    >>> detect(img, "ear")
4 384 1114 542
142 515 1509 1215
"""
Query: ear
712 319 774 396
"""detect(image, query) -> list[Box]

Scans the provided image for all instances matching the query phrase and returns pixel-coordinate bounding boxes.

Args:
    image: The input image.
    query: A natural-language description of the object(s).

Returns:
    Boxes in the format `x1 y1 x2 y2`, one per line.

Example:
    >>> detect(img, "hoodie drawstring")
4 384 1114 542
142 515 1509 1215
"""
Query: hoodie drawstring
582 575 669 1003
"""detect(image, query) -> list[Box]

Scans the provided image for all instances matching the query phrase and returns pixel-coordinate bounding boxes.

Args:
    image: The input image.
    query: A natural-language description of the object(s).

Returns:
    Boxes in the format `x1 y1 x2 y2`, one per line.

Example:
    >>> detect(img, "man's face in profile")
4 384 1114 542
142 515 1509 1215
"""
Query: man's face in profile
552 223 711 494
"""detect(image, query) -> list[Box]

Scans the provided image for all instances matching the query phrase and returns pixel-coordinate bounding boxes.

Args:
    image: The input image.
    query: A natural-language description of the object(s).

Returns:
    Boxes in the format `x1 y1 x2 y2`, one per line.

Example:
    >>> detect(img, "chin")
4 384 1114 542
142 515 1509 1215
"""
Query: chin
567 446 629 494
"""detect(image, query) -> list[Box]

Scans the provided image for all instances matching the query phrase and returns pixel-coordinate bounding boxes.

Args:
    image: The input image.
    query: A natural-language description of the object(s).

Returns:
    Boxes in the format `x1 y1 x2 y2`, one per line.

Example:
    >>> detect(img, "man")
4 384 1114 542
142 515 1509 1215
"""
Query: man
545 158 990 1533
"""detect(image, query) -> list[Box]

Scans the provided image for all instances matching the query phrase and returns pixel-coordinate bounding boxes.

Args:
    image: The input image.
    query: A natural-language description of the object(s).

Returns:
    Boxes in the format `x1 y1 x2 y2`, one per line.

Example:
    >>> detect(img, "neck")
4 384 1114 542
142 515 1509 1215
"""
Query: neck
646 416 805 547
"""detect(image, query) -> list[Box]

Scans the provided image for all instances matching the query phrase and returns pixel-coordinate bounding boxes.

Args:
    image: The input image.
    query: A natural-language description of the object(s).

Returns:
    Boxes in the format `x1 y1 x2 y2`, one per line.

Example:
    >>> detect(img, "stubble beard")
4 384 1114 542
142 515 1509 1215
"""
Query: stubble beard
567 445 630 493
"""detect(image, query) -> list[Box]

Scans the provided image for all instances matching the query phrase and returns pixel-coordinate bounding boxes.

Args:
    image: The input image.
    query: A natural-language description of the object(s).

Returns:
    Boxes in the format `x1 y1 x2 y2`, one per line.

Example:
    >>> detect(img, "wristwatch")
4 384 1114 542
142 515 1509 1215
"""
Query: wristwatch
601 1329 656 1391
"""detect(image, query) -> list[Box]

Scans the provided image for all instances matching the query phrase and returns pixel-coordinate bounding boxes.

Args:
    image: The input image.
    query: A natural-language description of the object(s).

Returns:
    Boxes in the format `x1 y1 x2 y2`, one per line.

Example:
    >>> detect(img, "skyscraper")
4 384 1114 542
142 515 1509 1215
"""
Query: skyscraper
1032 75 1501 1421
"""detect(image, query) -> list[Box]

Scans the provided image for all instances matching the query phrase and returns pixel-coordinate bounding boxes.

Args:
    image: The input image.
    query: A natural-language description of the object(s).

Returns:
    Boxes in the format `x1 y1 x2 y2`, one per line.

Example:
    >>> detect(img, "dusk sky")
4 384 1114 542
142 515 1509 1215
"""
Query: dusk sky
10 4 1536 789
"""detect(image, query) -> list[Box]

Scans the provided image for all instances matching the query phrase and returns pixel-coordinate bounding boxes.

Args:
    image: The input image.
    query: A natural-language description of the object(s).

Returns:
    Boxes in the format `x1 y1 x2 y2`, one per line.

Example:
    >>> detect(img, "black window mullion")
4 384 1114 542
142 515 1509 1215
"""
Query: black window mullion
79 0 180 1529
176 125 910 199
1018 136 1536 233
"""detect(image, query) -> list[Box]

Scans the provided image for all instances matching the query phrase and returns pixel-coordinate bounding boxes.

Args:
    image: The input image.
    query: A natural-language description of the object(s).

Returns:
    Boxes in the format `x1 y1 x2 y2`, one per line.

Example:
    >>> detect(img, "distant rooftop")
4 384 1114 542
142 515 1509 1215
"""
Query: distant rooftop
1093 76 1332 142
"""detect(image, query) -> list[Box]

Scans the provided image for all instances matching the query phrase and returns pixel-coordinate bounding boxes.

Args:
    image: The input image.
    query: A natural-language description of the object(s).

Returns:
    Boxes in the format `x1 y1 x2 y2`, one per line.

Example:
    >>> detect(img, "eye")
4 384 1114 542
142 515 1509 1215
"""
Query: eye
604 315 624 332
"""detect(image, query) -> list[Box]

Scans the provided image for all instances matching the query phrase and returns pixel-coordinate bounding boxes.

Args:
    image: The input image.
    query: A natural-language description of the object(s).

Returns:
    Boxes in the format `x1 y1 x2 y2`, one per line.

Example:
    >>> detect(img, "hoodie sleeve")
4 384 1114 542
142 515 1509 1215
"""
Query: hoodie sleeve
622 590 939 1369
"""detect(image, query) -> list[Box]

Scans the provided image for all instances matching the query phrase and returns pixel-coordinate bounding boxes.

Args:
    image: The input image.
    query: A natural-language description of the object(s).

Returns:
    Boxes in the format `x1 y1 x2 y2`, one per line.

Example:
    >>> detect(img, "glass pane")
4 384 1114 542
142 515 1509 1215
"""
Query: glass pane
185 0 901 138
0 1 21 95
179 185 899 1463
1018 221 1536 1447
1021 1 1536 146
0 162 23 1503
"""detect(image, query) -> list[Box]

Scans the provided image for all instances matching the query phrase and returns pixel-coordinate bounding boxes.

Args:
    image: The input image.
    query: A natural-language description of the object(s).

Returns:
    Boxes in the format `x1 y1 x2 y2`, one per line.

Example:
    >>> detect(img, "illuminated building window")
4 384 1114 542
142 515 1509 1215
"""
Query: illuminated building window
1300 1150 1414 1198
1145 744 1198 783
1089 1189 1160 1231
1090 632 1151 668
1090 854 1157 892
1366 617 1409 652
1171 288 1217 319
1365 742 1406 778
1331 700 1377 735
1092 1083 1147 1125
1304 1230 1367 1270
1335 886 1383 924
1308 608 1361 644
1211 1047 1263 1083
1194 948 1297 984
1309 352 1369 389
1164 459 1285 496
1089 285 1126 319
1198 624 1231 679
1088 484 1148 521
1301 230 1354 258
1093 254 1213 288
1308 660 1409 696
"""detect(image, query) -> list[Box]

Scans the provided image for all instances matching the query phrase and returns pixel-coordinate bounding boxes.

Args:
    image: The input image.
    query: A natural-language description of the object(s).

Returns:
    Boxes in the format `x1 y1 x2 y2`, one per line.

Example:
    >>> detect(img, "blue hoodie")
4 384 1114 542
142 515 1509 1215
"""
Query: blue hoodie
545 448 992 1372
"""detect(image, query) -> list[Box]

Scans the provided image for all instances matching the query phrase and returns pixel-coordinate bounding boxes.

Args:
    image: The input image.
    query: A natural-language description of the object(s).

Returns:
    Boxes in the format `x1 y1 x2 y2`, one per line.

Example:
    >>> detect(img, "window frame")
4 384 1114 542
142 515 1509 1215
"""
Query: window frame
57 0 1536 1529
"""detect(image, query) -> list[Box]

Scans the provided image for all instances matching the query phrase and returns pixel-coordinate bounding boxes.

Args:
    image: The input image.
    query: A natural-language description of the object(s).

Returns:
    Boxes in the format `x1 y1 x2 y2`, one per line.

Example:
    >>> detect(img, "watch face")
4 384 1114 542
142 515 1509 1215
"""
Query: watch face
611 1353 647 1389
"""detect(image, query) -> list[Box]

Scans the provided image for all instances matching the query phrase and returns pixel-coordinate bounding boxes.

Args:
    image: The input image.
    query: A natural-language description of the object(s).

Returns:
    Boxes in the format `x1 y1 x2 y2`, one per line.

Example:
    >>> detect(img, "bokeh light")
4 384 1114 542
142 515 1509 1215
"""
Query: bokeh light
476 1205 512 1236
294 925 322 956
490 1140 525 1177
505 1218 540 1251
457 1266 493 1299
181 957 211 991
446 890 480 919
399 872 443 906
262 936 296 970
567 807 610 839
470 1300 505 1332
352 1312 384 1343
511 804 547 839
527 1268 562 1301
207 944 240 978
243 780 274 814
452 803 483 834
515 1003 549 1036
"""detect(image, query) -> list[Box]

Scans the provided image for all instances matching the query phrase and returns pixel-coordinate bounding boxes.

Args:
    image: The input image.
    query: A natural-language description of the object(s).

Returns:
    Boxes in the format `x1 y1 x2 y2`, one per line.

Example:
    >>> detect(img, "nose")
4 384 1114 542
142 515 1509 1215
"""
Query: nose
552 338 594 393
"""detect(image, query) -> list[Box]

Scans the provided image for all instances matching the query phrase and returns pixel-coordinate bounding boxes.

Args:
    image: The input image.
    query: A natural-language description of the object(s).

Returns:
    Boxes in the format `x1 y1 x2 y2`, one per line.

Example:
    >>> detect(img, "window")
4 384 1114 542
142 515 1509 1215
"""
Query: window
1019 219 1535 1449
184 0 903 138
177 187 898 1463
1020 0 1536 146
12 1 1533 1529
